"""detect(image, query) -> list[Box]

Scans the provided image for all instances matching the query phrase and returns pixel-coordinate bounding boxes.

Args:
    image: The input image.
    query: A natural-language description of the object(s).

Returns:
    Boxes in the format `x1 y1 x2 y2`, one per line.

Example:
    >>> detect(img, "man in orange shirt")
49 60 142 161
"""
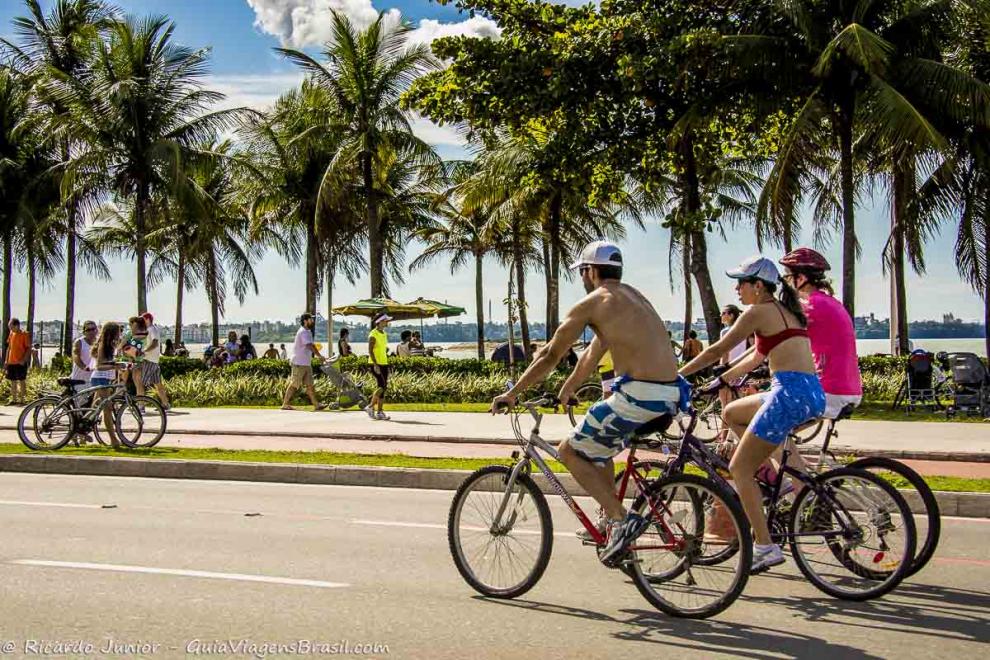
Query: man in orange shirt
5 318 32 404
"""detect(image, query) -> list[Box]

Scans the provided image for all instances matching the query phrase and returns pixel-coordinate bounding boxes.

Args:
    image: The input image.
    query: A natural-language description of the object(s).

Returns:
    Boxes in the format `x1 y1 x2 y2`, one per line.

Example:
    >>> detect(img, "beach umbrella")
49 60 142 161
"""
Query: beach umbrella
331 297 435 321
405 297 466 318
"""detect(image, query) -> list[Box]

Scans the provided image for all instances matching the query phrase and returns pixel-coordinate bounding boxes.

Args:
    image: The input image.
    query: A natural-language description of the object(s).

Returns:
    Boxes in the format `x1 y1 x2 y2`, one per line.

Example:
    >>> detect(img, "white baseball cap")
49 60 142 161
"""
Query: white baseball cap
569 240 623 270
726 255 780 284
373 313 393 325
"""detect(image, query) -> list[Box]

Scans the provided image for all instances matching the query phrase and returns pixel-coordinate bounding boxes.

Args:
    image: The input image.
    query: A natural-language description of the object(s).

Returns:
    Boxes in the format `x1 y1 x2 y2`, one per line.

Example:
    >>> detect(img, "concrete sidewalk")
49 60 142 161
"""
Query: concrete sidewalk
2 404 989 460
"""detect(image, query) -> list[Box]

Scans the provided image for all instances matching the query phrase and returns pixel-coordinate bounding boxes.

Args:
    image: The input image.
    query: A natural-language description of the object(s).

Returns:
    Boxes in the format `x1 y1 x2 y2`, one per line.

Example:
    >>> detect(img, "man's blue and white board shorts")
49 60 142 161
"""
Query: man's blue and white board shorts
568 376 682 464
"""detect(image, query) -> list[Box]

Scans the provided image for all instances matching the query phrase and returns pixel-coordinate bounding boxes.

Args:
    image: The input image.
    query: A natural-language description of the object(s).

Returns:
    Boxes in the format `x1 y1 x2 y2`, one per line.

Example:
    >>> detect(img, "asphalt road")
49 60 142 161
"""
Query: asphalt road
0 474 987 659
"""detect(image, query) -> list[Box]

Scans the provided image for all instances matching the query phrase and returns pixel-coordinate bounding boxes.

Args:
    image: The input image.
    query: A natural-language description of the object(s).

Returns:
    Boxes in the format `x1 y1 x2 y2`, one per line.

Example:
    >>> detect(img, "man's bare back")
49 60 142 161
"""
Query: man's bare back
581 282 679 382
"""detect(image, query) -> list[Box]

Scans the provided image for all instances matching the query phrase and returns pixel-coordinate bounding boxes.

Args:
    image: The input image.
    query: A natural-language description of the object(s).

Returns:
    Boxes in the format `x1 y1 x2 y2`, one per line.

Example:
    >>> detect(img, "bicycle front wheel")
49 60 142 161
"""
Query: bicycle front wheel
628 473 752 619
848 456 940 578
18 398 75 450
448 465 553 599
114 396 167 448
789 467 916 601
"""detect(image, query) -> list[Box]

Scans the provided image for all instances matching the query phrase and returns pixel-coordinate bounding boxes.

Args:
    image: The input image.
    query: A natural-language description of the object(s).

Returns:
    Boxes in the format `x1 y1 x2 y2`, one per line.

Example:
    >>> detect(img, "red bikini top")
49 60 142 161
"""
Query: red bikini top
754 303 808 355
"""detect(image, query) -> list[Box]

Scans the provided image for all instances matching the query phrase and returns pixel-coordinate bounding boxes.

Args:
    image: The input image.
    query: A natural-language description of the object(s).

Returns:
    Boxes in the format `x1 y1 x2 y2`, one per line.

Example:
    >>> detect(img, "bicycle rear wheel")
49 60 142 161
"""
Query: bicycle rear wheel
848 456 940 578
18 398 75 450
566 382 604 426
628 473 751 619
789 467 916 601
114 396 167 448
448 465 553 599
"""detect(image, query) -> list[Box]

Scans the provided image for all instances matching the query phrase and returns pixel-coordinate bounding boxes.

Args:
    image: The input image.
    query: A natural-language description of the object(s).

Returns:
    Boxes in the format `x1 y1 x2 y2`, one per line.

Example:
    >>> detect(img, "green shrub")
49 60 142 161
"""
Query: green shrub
226 358 291 378
159 356 207 378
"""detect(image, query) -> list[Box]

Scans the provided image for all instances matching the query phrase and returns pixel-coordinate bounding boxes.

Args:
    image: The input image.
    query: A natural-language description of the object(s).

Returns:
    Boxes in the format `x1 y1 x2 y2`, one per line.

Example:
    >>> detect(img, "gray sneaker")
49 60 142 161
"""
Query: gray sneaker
599 513 649 566
751 544 785 574
375 411 390 421
363 404 376 420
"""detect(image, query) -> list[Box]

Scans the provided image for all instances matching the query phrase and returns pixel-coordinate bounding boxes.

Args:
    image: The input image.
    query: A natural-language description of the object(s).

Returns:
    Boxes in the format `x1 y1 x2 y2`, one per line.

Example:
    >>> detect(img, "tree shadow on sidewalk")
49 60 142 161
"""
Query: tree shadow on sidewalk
473 596 882 658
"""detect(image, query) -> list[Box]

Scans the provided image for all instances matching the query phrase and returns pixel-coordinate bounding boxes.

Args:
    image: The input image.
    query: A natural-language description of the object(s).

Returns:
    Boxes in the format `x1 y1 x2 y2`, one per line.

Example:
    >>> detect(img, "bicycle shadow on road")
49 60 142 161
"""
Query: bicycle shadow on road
472 596 881 659
747 585 989 644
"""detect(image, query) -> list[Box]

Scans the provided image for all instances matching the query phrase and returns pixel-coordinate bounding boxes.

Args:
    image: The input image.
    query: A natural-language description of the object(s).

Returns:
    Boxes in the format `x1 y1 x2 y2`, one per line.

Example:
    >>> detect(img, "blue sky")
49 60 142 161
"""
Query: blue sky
2 0 983 327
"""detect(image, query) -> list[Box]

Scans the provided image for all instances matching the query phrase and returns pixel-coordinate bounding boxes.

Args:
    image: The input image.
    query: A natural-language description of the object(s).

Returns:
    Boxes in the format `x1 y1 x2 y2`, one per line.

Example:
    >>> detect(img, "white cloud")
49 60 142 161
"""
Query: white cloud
206 73 306 111
245 0 499 49
409 113 468 148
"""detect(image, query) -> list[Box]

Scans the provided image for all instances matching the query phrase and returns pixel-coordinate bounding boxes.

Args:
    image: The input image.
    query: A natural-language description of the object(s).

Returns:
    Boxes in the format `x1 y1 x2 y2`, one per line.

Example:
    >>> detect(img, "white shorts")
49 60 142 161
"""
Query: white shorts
823 393 862 419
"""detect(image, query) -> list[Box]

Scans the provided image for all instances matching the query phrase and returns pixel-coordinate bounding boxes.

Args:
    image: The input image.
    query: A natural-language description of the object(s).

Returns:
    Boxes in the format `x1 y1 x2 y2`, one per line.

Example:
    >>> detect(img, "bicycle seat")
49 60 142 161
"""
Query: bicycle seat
632 414 673 439
57 378 87 387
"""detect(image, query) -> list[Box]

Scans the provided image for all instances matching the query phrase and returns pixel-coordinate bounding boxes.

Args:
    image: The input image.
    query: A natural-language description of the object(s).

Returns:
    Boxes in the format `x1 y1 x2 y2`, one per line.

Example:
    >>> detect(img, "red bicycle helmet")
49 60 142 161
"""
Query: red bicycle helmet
780 247 830 272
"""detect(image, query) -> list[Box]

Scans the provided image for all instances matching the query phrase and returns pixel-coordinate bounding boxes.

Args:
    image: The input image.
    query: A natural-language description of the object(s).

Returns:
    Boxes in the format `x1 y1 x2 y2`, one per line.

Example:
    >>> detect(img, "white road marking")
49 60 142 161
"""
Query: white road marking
0 499 104 509
9 560 349 589
350 518 579 539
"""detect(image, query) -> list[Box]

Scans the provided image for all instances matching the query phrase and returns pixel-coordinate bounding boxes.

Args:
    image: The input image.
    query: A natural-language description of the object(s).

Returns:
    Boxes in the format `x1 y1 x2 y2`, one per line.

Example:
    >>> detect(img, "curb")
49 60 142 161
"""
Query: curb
2 423 987 463
1 454 987 519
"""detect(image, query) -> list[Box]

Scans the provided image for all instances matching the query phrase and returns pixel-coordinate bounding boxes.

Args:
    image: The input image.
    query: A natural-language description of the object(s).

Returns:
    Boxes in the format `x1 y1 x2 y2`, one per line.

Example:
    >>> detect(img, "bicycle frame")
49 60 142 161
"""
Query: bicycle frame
493 399 696 552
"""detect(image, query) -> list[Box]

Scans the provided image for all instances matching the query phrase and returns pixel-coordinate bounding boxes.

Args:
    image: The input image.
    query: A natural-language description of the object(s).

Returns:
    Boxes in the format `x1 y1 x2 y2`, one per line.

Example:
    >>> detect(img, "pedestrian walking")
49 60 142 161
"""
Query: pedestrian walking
263 343 279 359
281 313 327 411
123 316 148 397
364 314 391 420
4 318 31 405
140 312 170 410
278 344 287 360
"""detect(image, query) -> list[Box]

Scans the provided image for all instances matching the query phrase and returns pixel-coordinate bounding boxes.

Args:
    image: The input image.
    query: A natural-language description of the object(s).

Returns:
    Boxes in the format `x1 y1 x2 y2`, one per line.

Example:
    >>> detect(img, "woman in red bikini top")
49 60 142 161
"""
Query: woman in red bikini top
680 255 825 574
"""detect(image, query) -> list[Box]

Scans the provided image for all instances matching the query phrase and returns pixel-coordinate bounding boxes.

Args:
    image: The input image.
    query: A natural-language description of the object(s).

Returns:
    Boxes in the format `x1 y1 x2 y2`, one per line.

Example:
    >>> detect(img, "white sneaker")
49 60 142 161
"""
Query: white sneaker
375 411 390 421
751 543 785 574
363 405 376 420
576 513 607 541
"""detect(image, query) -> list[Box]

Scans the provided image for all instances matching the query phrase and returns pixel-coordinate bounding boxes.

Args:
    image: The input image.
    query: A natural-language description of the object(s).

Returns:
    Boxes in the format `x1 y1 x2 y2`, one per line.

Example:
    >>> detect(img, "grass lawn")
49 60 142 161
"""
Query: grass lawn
0 443 986 493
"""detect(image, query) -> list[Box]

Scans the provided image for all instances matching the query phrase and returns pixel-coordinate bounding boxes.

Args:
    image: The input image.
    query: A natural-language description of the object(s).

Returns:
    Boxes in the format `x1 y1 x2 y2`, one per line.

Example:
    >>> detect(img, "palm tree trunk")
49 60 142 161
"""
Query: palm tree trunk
1 234 12 364
174 253 185 345
783 221 794 254
63 223 76 355
680 132 721 342
511 221 531 360
682 233 692 340
326 261 335 353
838 103 857 318
890 159 911 356
305 214 318 312
983 209 989 361
364 151 383 298
475 251 485 360
207 252 220 347
540 240 553 339
547 190 562 338
26 242 36 336
135 184 149 314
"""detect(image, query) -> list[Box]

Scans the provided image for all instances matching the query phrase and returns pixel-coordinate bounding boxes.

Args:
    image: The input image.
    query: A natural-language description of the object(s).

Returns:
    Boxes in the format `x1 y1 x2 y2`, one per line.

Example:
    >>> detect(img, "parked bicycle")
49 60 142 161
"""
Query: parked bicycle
448 393 753 619
17 368 167 450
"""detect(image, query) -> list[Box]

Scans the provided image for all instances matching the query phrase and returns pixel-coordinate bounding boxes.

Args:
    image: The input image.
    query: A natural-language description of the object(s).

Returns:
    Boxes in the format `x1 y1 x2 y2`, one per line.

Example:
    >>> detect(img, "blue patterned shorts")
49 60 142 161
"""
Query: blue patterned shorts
568 377 680 464
751 371 826 445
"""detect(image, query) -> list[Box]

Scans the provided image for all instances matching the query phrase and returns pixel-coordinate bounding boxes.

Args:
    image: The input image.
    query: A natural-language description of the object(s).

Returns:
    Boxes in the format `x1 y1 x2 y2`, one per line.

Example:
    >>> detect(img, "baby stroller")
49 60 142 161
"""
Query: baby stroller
320 354 370 410
893 350 948 412
944 352 990 417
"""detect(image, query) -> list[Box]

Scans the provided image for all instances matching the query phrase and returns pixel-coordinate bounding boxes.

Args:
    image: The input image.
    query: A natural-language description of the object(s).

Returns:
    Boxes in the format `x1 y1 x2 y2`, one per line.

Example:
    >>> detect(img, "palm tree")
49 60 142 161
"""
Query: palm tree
51 14 243 313
412 160 507 359
726 0 986 317
2 0 115 353
240 82 342 313
277 10 439 298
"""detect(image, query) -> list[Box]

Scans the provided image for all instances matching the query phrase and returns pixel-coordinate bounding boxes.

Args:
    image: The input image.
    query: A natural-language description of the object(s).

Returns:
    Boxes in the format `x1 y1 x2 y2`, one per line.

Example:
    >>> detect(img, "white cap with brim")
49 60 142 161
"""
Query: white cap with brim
569 240 623 270
373 313 393 325
726 255 780 285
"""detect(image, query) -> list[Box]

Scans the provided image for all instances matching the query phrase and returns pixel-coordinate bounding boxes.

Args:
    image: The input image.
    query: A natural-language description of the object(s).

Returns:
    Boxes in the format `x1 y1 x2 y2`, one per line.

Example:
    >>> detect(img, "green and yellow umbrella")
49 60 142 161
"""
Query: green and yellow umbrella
331 297 435 321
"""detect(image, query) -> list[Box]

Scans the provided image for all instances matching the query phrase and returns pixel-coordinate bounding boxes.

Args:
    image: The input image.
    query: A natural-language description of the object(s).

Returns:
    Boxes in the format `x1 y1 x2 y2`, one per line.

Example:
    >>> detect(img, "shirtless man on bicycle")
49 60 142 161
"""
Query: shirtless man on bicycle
492 240 683 565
